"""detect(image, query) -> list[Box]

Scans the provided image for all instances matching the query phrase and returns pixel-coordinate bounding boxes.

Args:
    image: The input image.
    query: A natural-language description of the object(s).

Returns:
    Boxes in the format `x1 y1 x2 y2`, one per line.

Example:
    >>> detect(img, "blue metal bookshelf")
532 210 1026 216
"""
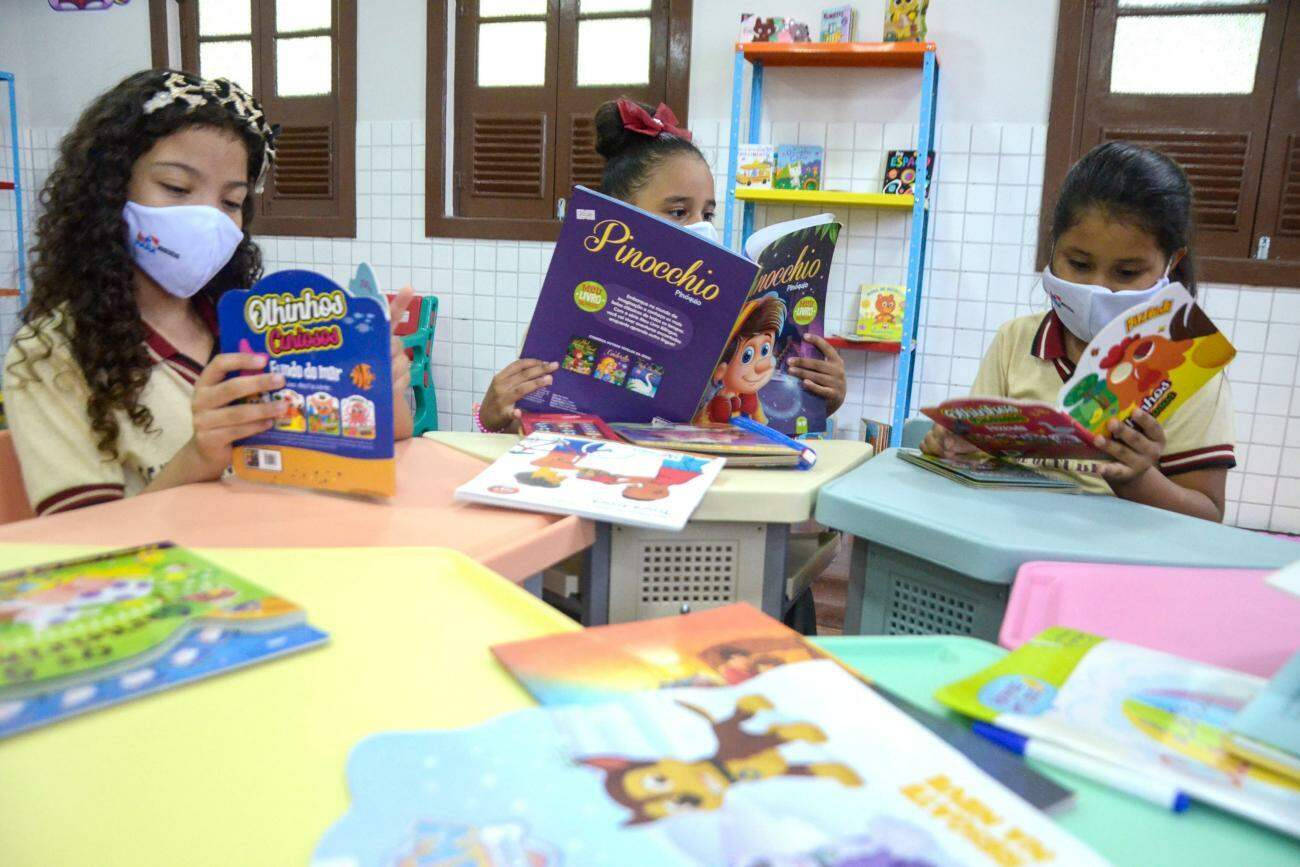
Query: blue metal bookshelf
722 42 939 447
1 71 27 306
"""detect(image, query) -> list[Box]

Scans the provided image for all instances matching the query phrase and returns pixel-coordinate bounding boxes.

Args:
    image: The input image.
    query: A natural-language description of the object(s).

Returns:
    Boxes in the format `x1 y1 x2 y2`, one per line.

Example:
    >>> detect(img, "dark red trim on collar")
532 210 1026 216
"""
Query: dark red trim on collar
1031 311 1075 383
142 295 219 375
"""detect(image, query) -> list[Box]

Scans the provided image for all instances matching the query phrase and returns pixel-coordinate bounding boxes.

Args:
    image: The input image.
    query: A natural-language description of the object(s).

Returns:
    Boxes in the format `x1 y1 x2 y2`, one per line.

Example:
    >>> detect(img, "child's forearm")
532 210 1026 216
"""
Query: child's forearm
1108 468 1223 522
394 392 414 440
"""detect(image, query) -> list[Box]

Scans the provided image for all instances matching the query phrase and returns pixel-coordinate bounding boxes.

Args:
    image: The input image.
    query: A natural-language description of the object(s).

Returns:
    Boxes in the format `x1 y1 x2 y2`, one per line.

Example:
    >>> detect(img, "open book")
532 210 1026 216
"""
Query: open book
518 186 841 436
923 283 1235 460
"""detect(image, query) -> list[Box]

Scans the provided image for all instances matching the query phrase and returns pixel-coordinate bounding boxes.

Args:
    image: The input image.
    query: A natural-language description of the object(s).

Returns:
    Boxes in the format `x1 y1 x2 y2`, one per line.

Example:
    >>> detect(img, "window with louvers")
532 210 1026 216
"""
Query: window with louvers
1041 0 1300 287
428 0 692 241
173 0 356 238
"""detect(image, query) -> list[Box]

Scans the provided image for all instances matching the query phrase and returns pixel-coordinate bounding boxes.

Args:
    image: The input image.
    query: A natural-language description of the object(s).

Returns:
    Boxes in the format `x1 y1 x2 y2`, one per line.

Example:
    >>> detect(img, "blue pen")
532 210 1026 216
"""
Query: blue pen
729 416 818 470
972 722 1190 813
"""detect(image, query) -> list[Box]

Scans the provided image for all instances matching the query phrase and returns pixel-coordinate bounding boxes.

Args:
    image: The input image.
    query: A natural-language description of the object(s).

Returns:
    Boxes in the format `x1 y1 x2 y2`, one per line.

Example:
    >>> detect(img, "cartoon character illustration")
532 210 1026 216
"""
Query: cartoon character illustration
271 389 306 432
1062 372 1119 429
698 637 821 685
350 362 376 391
578 695 862 825
0 577 153 632
593 350 629 386
873 293 899 328
625 361 663 397
342 395 377 439
884 0 929 42
1098 332 1192 416
747 16 780 42
781 21 811 43
695 294 787 426
306 391 341 435
562 338 597 376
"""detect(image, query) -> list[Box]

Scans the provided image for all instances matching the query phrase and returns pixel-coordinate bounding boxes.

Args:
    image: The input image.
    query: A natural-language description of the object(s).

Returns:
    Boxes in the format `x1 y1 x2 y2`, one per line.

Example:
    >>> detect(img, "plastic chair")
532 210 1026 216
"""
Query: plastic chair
386 292 440 436
1002 560 1300 677
901 417 932 448
0 430 34 524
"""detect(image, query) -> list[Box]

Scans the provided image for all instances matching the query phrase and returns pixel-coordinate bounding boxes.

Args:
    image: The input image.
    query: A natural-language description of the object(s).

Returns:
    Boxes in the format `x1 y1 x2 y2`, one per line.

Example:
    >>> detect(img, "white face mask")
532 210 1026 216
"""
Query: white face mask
124 201 244 299
682 220 719 245
1041 261 1171 342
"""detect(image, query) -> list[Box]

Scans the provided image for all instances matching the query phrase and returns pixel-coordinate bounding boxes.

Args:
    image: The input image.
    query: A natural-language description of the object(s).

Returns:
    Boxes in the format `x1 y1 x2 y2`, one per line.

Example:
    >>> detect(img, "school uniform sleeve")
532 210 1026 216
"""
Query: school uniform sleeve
4 326 127 515
969 322 1012 397
1158 372 1236 476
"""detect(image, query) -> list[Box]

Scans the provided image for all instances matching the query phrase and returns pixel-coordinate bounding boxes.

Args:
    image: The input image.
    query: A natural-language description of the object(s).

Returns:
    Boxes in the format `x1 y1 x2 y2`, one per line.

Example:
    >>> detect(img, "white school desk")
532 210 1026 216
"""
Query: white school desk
425 431 873 624
814 448 1300 639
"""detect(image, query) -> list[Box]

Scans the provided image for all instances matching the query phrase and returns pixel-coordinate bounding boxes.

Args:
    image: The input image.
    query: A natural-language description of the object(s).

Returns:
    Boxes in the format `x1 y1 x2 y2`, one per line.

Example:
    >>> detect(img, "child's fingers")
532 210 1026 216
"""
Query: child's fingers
508 373 553 400
804 333 843 365
196 371 285 410
196 400 283 432
1130 409 1165 445
196 352 268 387
801 379 836 398
387 286 416 331
790 357 837 375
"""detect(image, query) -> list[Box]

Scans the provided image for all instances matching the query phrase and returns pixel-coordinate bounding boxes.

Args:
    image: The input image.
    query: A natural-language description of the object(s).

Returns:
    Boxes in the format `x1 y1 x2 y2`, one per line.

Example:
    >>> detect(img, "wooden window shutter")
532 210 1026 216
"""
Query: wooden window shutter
1252 9 1300 265
453 2 559 225
253 0 356 237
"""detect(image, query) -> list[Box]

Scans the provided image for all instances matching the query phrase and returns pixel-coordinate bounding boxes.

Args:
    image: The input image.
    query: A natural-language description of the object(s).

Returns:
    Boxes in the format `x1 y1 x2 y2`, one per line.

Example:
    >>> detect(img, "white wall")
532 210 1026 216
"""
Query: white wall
689 1 1059 124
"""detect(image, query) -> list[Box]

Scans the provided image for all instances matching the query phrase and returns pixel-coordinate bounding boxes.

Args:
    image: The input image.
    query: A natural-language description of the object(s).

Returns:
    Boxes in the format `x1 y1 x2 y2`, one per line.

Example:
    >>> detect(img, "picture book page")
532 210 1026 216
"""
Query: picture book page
313 661 1105 867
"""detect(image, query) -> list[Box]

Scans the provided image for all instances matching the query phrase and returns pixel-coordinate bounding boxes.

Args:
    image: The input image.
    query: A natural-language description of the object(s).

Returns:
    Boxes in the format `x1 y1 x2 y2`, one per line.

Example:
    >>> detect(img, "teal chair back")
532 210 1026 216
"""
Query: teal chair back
388 293 440 436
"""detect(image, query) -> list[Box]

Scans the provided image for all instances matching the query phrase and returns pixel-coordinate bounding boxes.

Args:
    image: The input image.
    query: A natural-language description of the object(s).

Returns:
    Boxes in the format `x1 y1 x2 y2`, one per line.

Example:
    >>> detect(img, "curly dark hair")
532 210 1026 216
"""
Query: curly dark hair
7 69 268 460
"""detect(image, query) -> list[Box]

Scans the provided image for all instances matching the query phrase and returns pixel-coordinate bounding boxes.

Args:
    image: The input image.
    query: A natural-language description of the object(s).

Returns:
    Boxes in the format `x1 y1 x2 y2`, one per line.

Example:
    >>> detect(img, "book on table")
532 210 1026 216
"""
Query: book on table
609 421 806 468
897 448 1083 491
0 543 326 739
517 185 842 438
922 283 1236 461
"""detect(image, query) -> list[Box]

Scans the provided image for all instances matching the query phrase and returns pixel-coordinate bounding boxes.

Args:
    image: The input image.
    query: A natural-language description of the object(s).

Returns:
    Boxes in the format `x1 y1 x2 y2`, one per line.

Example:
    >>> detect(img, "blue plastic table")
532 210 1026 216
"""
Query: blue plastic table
814 449 1300 637
813 636 1300 866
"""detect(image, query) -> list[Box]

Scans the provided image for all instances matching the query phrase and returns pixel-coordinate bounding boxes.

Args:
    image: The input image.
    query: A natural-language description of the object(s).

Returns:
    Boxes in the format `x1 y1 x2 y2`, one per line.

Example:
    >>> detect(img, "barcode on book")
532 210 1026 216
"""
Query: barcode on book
246 448 283 472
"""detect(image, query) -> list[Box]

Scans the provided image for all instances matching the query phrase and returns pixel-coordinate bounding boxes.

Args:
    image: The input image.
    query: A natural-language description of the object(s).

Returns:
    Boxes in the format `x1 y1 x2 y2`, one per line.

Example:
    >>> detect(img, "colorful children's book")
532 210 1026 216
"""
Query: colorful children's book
775 18 813 43
218 269 396 497
774 145 823 190
739 13 784 42
884 0 928 41
693 213 841 437
313 661 1101 866
862 417 893 454
492 603 1075 813
736 143 775 189
923 283 1237 461
519 412 623 441
610 422 803 468
0 543 326 738
855 284 905 341
883 149 935 198
820 5 855 42
1225 650 1300 784
898 448 1082 491
519 187 842 437
937 627 1300 837
454 432 724 531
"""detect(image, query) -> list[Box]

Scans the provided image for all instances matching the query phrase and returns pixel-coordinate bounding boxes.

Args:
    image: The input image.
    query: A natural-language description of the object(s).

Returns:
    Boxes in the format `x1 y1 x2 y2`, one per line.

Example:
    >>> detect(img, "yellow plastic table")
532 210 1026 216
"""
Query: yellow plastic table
426 432 873 623
0 544 579 867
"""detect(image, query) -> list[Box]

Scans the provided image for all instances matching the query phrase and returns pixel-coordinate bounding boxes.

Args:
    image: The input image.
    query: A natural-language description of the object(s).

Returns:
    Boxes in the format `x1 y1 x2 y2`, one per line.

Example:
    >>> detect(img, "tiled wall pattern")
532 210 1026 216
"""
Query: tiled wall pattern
4 120 1299 532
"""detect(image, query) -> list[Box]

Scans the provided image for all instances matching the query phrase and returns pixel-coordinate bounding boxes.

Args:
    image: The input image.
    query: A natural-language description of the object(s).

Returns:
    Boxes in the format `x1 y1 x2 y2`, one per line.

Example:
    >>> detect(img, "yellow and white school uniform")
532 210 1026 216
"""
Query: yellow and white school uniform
971 310 1236 494
4 301 216 515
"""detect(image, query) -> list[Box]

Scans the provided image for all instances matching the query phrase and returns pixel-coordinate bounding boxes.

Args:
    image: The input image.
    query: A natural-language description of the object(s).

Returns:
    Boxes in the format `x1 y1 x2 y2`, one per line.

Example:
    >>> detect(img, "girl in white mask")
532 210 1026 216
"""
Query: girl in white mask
922 142 1235 522
476 98 848 433
5 70 413 516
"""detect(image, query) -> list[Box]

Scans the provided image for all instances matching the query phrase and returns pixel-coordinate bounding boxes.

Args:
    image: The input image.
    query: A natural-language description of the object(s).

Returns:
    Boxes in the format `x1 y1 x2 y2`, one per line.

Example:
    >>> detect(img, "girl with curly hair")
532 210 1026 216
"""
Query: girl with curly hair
5 70 412 516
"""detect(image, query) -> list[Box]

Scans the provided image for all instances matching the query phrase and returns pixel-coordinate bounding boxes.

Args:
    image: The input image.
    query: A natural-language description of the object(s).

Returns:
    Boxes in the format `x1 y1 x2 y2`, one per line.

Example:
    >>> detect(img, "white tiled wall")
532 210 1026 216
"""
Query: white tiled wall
5 119 1300 532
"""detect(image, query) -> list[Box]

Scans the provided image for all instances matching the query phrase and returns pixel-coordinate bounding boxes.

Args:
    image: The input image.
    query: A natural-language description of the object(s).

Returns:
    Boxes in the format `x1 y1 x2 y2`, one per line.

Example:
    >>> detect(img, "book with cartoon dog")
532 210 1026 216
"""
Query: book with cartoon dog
453 432 724 531
922 283 1235 460
517 187 841 436
312 661 1105 866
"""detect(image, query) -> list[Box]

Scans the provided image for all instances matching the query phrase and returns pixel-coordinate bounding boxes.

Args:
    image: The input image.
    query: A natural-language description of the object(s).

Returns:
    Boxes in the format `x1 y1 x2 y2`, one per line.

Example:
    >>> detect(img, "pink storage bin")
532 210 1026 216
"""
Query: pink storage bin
1002 561 1300 677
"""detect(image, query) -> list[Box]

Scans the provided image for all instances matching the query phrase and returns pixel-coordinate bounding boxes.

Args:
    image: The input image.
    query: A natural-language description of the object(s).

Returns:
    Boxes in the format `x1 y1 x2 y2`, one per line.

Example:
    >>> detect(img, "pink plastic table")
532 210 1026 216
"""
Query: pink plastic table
1002 561 1300 677
0 439 594 584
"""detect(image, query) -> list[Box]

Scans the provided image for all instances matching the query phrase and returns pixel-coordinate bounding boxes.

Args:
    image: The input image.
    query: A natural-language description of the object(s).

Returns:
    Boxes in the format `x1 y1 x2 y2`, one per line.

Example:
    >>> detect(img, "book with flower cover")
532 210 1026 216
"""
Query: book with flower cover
922 283 1236 460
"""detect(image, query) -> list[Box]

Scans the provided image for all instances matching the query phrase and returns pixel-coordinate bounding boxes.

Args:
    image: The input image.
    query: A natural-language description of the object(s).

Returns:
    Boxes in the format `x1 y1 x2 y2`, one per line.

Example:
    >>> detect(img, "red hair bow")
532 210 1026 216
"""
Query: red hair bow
617 99 691 141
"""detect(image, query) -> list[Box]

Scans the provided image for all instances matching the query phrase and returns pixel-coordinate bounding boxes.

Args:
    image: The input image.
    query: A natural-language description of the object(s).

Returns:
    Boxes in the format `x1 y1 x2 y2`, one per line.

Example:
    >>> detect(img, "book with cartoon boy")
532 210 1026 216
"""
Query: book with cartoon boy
0 543 326 738
218 268 396 497
936 627 1300 838
922 283 1236 460
312 661 1105 866
454 431 725 531
518 186 841 437
490 603 1073 814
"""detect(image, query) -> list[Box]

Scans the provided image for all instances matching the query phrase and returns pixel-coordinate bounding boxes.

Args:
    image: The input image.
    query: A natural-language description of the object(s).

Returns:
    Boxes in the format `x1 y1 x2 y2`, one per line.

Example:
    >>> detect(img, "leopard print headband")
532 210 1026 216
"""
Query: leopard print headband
142 72 277 193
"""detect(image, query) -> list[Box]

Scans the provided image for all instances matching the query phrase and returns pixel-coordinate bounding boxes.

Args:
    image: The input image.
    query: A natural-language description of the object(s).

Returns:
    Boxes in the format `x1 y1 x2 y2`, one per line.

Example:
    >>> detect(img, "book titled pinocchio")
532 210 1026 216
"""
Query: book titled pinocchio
218 269 396 497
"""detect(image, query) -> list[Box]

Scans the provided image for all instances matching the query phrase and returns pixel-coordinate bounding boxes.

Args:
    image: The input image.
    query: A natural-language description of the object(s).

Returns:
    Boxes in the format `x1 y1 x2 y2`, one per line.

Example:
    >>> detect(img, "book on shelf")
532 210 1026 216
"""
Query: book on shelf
855 284 905 341
861 417 893 454
454 432 725 531
936 626 1300 838
883 149 935 198
736 143 775 189
218 267 396 497
518 186 842 437
489 602 1075 815
774 145 824 191
820 5 856 42
0 543 327 739
922 283 1236 461
739 14 783 42
897 448 1083 491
